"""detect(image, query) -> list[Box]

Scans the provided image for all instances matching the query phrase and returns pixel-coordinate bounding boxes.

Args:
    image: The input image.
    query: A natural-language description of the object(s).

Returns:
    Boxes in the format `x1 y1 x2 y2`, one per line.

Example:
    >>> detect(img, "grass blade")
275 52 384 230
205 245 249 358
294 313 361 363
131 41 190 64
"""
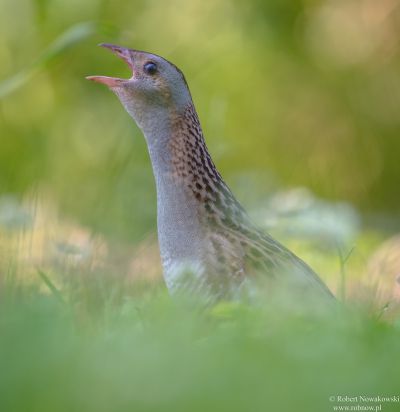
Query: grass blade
37 269 65 304
0 21 98 98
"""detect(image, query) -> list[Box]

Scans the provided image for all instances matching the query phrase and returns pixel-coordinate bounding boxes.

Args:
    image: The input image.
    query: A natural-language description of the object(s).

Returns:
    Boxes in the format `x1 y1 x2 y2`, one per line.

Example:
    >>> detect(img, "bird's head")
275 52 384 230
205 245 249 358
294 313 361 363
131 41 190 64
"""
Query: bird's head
87 44 192 130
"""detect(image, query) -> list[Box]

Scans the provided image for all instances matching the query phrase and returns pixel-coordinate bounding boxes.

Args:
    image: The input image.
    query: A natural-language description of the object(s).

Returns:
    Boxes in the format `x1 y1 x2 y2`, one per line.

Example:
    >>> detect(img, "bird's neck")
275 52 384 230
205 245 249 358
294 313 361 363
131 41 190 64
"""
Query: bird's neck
140 103 244 287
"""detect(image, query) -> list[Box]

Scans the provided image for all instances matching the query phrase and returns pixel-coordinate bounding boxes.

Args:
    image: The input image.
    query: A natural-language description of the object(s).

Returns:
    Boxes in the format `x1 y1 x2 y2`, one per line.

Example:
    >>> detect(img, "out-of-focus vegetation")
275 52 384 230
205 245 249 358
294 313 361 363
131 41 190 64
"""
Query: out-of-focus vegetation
1 1 400 410
1 0 400 237
1 0 399 299
1 279 400 412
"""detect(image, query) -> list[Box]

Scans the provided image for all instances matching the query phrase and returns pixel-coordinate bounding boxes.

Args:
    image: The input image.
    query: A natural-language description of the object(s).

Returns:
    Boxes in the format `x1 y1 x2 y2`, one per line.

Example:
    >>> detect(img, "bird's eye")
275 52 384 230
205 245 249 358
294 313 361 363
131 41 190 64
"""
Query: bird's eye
143 62 157 75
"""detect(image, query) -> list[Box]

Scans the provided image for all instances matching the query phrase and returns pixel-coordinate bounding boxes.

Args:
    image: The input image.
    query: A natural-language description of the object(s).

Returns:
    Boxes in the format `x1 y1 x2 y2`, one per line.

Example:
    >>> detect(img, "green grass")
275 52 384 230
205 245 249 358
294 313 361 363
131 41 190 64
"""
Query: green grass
1 270 400 412
1 1 400 409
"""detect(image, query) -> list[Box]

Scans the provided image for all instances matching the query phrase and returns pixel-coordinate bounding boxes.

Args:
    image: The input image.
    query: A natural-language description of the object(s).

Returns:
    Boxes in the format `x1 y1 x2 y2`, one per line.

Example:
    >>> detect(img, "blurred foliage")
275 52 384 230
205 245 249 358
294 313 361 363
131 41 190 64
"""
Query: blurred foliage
1 3 400 408
0 276 400 412
1 0 400 243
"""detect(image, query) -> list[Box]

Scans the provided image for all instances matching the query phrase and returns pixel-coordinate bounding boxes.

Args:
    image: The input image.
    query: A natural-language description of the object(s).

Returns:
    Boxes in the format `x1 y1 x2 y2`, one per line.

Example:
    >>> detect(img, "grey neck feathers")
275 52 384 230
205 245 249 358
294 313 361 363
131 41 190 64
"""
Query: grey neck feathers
137 104 210 286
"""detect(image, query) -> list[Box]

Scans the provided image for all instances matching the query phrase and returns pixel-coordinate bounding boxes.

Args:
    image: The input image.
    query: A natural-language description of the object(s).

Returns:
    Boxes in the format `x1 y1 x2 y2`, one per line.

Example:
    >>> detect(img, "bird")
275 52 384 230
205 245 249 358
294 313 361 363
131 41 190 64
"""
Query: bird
87 43 334 304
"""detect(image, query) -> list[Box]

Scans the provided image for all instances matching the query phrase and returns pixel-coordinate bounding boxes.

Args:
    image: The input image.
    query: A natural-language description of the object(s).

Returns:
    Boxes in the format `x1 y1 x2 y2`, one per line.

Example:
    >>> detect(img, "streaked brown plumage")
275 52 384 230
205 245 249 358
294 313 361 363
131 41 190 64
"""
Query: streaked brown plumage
87 44 334 303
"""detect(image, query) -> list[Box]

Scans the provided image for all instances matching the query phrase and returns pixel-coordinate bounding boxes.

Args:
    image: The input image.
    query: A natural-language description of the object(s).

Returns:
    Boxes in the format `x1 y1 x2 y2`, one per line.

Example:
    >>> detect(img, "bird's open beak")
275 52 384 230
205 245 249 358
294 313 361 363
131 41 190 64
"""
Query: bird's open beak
86 43 134 87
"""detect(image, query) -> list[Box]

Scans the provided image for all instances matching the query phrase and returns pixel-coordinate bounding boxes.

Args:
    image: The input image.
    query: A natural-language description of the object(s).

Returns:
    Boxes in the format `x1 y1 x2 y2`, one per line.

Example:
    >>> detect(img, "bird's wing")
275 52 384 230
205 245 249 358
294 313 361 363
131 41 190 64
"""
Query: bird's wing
202 230 247 300
209 218 335 299
242 227 335 299
203 182 334 300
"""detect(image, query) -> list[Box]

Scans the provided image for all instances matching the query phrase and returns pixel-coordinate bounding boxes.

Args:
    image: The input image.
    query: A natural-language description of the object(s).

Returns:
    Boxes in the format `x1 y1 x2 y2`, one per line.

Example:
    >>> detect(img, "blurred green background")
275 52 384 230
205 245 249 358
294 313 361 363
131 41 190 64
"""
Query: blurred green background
1 2 400 411
1 0 399 244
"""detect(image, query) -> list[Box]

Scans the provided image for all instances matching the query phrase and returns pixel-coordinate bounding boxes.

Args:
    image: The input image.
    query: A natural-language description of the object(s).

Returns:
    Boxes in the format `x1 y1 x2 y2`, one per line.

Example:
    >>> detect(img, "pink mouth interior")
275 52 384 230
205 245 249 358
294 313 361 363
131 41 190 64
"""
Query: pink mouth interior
86 43 134 87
